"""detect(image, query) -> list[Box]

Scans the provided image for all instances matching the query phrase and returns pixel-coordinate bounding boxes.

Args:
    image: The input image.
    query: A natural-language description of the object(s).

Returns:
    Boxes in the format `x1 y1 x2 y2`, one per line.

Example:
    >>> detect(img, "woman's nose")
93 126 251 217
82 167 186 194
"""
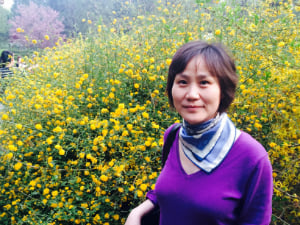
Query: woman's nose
186 85 200 99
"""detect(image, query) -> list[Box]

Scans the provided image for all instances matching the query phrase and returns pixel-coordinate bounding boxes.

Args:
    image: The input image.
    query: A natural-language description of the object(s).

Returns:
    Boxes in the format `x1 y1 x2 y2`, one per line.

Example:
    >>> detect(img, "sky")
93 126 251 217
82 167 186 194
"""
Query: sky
1 0 14 10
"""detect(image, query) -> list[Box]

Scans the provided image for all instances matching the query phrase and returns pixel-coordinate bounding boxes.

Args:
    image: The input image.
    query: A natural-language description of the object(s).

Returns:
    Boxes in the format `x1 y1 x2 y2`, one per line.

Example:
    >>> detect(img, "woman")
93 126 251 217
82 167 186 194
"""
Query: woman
0 50 14 78
125 41 273 225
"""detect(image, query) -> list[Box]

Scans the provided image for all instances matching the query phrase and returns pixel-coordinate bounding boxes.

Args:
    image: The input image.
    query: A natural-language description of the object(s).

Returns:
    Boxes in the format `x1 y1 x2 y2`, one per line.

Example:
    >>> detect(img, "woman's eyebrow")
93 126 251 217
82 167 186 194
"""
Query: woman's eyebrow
177 73 209 78
176 73 188 78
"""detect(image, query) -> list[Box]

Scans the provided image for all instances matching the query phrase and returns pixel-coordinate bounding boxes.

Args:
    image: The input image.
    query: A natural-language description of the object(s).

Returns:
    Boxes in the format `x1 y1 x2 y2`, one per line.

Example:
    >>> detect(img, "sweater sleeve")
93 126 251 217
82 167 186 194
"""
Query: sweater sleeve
238 154 273 225
146 189 158 206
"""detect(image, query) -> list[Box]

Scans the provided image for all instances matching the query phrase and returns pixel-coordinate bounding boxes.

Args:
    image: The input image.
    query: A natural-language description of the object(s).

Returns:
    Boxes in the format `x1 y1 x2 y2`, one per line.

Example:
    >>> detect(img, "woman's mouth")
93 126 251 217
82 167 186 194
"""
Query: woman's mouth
183 105 203 108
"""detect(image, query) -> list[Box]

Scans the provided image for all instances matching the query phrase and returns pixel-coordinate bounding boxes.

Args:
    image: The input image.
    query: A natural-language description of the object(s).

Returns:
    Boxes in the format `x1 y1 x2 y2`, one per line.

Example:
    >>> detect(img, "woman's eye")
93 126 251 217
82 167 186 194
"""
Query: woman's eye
178 80 187 84
200 80 209 85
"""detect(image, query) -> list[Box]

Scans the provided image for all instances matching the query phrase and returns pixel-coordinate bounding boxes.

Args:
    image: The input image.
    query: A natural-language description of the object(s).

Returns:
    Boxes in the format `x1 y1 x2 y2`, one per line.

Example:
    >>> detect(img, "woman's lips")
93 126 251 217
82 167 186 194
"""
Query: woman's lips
183 105 203 108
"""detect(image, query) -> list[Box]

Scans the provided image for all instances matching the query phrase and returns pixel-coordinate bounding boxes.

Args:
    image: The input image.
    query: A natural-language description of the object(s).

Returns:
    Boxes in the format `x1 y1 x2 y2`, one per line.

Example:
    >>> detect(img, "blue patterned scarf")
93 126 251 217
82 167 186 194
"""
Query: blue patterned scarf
179 113 240 173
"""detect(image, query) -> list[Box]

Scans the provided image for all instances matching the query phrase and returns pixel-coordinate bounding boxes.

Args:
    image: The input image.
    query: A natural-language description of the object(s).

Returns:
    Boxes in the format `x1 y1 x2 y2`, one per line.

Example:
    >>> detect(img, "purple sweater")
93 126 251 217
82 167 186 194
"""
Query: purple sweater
147 126 273 225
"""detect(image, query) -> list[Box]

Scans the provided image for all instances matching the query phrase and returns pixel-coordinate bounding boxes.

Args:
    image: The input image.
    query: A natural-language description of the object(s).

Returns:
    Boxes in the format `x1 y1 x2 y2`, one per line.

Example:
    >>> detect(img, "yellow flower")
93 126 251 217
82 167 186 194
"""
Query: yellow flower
140 183 147 191
43 188 50 195
48 156 53 164
145 140 151 147
254 122 262 130
5 152 14 160
113 214 120 220
163 8 169 14
166 58 172 65
127 124 133 131
215 29 221 35
109 92 115 98
44 35 50 40
46 137 53 145
101 108 109 114
249 23 256 32
16 28 23 33
8 144 17 151
100 174 108 182
129 185 135 191
2 114 9 120
59 149 65 156
277 42 285 47
82 18 86 22
269 142 277 148
55 144 62 150
94 214 101 222
51 203 57 208
137 190 143 197
142 112 149 119
51 190 58 197
53 126 63 133
14 162 23 171
32 39 37 44
229 29 235 36
15 124 23 129
35 124 42 130
134 83 139 89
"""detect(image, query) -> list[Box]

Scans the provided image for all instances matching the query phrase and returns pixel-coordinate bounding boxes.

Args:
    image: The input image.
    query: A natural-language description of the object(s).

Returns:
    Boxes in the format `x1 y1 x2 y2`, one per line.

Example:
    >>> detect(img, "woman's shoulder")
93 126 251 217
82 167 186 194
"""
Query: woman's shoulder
233 130 268 161
163 123 181 140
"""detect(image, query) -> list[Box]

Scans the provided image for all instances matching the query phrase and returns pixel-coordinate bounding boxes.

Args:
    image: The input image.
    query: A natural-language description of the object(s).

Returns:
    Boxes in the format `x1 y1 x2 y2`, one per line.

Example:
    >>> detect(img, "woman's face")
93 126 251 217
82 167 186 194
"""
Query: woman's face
7 54 14 68
171 55 221 125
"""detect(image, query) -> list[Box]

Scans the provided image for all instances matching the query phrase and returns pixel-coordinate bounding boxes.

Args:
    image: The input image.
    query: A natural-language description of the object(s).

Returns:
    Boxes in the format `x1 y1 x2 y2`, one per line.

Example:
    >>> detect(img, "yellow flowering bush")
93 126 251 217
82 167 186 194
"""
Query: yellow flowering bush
0 0 299 224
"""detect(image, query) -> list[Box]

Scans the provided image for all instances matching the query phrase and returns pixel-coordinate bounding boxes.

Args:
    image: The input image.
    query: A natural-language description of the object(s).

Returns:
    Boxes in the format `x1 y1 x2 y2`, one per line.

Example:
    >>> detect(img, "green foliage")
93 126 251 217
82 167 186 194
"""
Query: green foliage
0 0 299 224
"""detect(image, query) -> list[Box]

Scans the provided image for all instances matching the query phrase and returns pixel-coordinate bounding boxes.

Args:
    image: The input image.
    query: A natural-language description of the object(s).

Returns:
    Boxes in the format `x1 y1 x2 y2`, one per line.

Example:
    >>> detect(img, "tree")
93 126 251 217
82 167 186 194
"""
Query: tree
9 1 65 48
0 7 10 42
10 0 158 38
10 0 50 13
47 0 155 37
48 0 103 36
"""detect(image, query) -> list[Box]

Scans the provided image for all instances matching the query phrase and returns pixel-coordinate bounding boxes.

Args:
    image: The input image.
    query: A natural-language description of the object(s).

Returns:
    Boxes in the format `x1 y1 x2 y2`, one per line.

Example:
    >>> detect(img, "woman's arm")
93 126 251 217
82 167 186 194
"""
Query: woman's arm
124 199 155 225
239 155 273 224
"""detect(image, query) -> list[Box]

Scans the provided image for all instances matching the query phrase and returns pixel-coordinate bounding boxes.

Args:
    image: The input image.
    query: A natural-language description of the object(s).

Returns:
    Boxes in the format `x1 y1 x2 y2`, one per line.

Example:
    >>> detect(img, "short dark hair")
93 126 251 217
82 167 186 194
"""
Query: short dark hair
166 40 238 113
0 50 14 68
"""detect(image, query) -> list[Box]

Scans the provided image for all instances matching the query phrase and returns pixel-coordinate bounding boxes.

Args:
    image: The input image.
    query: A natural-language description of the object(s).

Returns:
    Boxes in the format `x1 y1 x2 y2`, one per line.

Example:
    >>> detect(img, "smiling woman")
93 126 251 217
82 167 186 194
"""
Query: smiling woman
125 40 273 225
171 56 221 125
